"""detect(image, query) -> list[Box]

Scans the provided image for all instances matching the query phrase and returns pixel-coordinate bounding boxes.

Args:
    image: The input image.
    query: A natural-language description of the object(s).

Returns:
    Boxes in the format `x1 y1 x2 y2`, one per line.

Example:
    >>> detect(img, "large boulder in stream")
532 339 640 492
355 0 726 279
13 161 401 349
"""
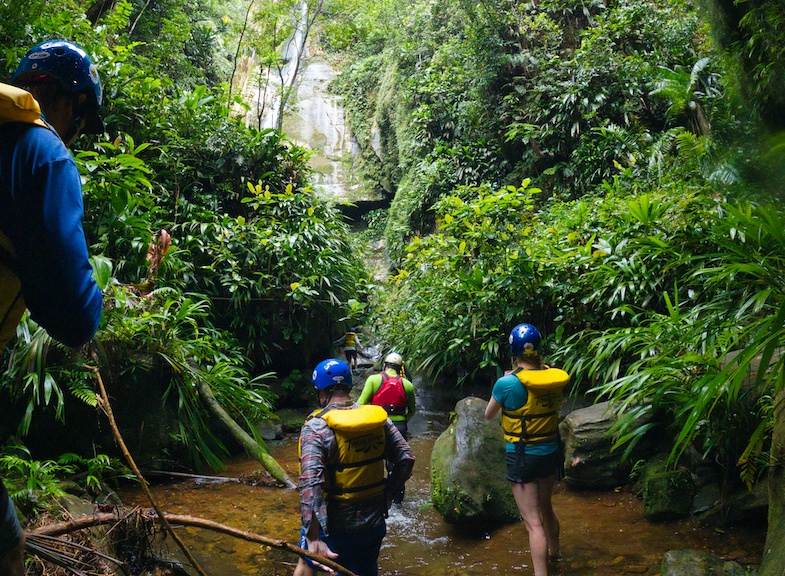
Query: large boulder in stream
559 400 656 490
430 396 519 525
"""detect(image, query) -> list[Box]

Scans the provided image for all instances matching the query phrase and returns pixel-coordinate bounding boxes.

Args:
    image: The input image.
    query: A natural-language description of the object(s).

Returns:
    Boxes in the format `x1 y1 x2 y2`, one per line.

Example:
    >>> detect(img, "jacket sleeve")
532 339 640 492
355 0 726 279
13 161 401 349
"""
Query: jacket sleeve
10 130 102 346
356 374 379 405
298 419 331 536
384 419 414 496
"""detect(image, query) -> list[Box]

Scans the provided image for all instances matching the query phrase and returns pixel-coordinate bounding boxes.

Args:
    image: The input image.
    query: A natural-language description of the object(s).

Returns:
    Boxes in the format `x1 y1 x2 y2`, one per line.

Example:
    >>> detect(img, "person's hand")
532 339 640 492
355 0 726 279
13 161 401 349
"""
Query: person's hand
306 537 339 574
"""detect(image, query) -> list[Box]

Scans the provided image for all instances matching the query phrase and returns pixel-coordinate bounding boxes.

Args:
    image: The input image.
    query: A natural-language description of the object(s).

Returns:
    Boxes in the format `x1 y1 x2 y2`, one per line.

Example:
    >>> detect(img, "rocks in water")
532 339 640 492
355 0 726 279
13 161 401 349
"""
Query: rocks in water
559 401 656 490
660 549 748 576
429 396 519 525
642 468 694 521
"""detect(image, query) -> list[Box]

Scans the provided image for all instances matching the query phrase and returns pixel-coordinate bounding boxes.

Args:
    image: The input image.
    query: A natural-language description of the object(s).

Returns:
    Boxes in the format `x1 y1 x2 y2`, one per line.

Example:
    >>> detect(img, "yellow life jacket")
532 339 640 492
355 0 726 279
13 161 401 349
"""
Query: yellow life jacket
0 83 50 349
501 366 569 444
0 232 24 349
301 404 388 502
0 83 48 128
344 331 356 347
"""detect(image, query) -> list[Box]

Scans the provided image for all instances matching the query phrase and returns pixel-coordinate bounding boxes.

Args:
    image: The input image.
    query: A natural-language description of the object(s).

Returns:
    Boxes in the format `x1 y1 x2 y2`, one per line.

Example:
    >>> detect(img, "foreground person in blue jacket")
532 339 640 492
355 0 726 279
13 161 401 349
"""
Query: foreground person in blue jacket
0 39 105 576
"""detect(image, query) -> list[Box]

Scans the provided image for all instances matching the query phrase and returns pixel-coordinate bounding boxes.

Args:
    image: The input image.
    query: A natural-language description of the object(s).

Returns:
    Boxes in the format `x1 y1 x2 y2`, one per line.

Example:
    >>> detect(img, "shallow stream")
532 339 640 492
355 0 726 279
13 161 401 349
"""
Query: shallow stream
119 402 765 576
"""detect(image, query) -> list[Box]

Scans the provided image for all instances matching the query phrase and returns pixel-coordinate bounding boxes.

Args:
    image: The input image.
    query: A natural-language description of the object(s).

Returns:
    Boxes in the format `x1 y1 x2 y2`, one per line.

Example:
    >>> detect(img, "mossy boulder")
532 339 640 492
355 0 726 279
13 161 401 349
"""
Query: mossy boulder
642 469 694 522
560 400 657 490
429 396 519 525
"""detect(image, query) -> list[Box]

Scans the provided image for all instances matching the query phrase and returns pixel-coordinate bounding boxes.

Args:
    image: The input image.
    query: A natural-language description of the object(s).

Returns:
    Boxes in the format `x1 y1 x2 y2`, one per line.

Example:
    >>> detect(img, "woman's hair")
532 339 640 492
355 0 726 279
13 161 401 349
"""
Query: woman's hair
514 352 544 369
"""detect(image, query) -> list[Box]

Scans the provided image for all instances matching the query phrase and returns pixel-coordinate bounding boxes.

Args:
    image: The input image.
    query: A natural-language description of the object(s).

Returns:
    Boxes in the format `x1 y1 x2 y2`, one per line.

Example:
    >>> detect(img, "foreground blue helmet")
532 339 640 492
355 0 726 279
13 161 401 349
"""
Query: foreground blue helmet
509 323 542 358
12 40 103 134
312 358 352 390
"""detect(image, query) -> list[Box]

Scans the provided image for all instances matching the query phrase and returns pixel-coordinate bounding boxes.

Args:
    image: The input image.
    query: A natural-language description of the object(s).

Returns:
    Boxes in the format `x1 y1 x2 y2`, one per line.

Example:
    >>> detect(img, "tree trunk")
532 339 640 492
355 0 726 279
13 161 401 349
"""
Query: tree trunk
195 378 298 489
759 389 785 575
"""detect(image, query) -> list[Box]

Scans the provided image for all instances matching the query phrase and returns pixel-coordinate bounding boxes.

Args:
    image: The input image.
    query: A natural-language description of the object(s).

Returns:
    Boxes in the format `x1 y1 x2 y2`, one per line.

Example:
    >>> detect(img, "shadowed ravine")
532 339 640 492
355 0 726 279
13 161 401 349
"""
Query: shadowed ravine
117 32 766 576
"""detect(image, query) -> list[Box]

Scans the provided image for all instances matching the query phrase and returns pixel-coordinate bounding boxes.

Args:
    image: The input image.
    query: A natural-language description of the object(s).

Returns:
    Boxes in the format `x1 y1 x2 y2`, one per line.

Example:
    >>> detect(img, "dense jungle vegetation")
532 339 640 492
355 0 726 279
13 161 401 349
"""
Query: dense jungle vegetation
1 0 785 531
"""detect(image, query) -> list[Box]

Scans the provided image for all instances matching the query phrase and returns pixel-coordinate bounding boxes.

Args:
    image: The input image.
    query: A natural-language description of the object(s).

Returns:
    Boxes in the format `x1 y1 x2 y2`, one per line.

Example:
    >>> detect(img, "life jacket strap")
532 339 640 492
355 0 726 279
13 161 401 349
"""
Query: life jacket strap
329 454 385 472
326 478 387 496
502 409 558 420
382 405 407 416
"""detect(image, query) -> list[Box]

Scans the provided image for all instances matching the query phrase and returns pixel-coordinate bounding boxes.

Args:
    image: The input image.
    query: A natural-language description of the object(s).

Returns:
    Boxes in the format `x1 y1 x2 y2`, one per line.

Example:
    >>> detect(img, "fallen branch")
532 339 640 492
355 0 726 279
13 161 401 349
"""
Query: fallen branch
88 361 209 576
30 510 359 576
144 470 240 483
194 377 298 489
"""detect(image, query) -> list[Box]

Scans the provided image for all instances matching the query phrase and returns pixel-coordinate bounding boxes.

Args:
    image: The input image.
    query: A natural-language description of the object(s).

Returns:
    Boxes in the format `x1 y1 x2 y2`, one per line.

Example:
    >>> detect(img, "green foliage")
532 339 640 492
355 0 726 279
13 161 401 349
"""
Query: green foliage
561 201 785 488
1 447 132 516
375 180 548 381
2 317 97 437
0 0 367 476
1 448 72 515
101 284 277 469
327 0 748 231
171 181 369 365
700 0 785 130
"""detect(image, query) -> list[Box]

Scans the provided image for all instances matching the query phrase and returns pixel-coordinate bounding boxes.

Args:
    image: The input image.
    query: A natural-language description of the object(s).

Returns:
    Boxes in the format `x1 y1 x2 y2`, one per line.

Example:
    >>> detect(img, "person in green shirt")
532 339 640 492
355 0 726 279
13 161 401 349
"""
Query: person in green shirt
357 353 416 504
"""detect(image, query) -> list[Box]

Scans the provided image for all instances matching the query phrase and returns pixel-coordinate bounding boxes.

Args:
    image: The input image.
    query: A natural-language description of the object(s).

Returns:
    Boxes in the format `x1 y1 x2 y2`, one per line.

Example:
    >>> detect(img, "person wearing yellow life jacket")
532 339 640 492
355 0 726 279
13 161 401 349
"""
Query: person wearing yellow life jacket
357 352 416 505
485 323 568 576
0 39 104 576
334 327 361 370
294 359 414 576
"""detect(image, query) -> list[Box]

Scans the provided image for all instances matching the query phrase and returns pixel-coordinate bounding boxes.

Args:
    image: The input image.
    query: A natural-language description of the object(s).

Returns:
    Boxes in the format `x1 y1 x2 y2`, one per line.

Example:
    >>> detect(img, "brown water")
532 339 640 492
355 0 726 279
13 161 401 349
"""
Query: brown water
119 424 765 576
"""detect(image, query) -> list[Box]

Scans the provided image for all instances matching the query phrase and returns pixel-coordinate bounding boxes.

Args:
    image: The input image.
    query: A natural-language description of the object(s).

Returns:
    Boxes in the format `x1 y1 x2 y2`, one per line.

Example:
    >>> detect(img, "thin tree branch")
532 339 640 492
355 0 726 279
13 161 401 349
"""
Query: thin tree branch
87 359 209 576
29 510 359 576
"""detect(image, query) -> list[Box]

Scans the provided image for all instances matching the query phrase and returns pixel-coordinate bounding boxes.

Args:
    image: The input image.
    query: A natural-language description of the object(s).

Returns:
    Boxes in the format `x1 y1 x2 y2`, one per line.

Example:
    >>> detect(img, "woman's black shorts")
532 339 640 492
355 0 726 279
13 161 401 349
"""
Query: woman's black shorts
505 448 560 484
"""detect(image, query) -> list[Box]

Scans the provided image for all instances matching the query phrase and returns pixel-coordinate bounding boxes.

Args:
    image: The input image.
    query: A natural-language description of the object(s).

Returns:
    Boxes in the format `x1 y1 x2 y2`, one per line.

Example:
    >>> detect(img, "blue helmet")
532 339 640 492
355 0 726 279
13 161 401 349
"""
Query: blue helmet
312 358 352 390
12 40 104 134
509 323 542 358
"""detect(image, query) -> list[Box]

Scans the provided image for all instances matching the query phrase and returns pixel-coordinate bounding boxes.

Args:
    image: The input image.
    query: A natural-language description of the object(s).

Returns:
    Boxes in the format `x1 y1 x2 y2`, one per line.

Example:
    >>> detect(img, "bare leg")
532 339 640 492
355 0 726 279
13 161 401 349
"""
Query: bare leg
0 536 25 576
537 474 560 560
511 481 548 576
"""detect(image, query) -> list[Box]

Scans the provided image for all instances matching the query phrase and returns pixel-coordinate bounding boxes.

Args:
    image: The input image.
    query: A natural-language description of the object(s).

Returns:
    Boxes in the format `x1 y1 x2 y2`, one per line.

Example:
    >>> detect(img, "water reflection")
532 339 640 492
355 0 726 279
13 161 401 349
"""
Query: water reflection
119 425 764 576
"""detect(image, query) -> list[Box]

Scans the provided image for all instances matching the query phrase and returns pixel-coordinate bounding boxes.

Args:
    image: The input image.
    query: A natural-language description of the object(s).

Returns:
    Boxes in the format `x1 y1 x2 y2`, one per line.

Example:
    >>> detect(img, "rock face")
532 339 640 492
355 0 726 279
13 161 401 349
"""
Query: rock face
559 401 642 489
430 396 519 525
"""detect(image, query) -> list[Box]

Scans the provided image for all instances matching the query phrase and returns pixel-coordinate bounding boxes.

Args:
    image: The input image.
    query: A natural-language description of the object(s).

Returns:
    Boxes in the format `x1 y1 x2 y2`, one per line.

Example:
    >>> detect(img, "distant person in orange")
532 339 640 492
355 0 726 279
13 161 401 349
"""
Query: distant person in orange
484 323 568 576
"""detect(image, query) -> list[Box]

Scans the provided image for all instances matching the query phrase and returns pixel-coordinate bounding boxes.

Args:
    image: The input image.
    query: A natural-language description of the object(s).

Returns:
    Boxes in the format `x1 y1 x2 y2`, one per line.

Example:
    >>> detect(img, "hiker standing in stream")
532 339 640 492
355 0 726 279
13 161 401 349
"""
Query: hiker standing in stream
0 39 104 576
357 352 416 504
294 358 414 576
334 327 361 371
484 323 568 576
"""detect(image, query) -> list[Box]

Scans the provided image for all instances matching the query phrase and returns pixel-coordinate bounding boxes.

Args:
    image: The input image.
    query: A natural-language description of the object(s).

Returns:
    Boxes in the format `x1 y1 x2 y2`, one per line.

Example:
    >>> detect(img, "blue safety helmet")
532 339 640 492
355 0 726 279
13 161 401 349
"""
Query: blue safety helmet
11 40 104 134
312 358 352 390
509 323 542 358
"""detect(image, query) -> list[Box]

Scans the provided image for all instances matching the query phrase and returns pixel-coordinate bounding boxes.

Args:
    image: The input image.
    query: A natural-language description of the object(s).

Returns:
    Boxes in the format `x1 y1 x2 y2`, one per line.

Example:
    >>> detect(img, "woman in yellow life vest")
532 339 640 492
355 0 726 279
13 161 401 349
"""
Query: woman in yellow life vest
485 323 568 576
334 327 360 370
294 359 414 576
